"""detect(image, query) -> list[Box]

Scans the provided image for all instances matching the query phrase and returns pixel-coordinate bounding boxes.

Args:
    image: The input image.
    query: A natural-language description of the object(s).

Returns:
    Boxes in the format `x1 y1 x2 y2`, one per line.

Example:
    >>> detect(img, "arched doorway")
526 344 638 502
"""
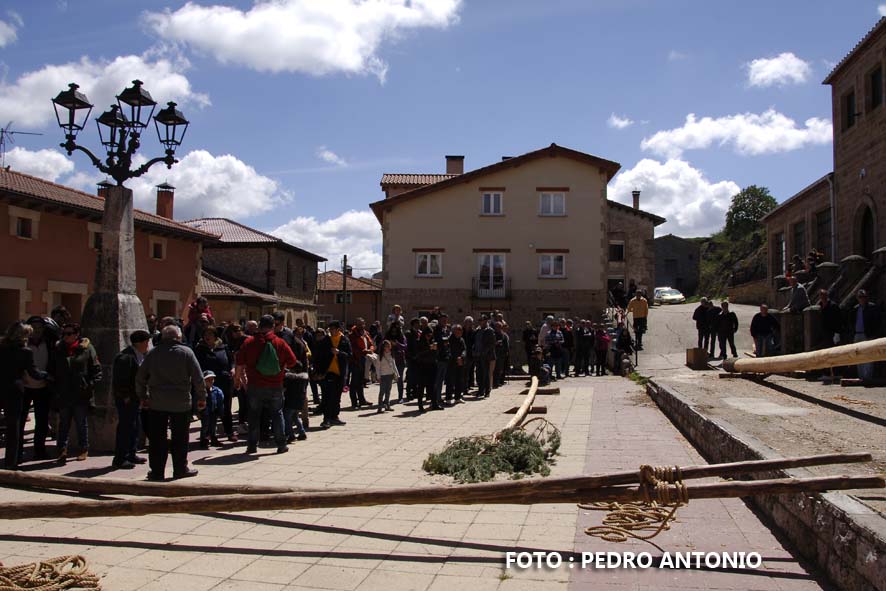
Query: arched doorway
860 206 876 258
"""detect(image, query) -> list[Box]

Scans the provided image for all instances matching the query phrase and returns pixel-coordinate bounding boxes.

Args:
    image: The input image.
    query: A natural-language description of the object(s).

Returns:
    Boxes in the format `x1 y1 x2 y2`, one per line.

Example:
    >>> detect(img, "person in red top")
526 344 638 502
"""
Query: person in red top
348 319 372 409
235 314 296 455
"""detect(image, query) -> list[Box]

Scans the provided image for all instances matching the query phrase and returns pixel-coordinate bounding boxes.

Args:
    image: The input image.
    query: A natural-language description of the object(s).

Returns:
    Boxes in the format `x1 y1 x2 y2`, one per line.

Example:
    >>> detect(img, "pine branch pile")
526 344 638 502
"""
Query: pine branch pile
422 427 560 483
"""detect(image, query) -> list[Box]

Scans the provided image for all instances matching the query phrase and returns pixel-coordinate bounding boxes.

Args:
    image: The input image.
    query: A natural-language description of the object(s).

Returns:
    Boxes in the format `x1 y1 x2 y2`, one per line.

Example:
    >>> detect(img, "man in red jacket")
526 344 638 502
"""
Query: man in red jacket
235 315 296 454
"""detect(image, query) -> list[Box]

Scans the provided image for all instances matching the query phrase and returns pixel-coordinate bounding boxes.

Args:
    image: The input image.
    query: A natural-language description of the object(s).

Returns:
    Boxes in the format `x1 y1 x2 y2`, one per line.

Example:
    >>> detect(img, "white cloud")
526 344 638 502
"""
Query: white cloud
640 109 831 158
607 113 634 129
0 52 209 129
145 0 462 82
4 146 74 182
609 158 740 237
746 52 812 87
270 210 381 275
667 50 687 62
125 150 290 220
0 11 22 47
316 146 348 167
879 4 886 16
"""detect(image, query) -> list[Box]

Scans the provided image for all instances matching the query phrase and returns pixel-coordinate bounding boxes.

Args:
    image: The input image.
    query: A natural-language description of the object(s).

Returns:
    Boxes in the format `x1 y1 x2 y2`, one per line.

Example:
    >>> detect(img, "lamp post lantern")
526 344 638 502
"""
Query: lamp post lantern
51 80 190 450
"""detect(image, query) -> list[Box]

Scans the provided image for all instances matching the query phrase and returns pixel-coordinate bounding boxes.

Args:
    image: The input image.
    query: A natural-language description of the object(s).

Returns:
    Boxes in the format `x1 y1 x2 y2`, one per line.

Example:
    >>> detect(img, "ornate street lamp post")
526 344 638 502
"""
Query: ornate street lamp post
51 80 189 449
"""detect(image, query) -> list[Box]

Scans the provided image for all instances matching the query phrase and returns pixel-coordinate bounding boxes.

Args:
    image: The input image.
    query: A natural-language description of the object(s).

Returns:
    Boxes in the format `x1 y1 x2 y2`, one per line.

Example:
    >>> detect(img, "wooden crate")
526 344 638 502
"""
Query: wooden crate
686 347 709 369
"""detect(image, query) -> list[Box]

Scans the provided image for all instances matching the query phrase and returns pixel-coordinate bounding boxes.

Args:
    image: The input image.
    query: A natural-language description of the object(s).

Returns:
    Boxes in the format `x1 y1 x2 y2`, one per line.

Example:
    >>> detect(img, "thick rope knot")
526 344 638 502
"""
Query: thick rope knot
580 464 689 545
0 555 101 591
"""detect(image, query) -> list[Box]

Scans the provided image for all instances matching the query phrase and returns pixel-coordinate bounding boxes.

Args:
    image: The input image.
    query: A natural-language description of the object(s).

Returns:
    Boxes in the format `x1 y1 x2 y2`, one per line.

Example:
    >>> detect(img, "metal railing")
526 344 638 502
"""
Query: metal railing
472 276 511 299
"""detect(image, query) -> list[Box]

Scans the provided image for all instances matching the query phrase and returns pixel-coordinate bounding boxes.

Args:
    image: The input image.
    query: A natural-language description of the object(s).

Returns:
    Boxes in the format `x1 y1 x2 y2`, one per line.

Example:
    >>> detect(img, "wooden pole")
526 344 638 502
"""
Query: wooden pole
723 336 886 374
501 376 539 433
1 474 881 521
0 470 339 498
0 453 870 498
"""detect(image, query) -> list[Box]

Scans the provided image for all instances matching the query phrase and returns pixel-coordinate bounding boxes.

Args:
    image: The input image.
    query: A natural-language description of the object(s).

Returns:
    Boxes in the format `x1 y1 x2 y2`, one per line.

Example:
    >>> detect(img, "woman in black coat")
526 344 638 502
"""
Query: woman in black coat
1 322 47 469
194 326 236 441
52 323 101 463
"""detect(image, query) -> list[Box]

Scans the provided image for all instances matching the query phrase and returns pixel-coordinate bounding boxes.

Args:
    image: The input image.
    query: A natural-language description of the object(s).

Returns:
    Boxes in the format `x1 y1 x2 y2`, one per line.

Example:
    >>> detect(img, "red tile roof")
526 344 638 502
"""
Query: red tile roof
0 168 217 241
823 18 886 84
199 270 278 303
318 270 382 292
182 218 327 262
380 173 458 186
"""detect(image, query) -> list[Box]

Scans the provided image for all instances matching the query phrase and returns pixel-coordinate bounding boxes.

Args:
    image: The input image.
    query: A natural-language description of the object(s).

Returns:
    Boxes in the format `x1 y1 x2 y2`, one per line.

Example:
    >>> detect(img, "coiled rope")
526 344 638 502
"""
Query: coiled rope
579 464 689 544
0 556 101 591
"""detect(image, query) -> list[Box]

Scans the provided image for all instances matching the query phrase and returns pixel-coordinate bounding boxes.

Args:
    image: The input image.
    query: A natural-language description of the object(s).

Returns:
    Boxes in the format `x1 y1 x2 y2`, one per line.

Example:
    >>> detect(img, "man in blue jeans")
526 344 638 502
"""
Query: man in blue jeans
235 315 297 454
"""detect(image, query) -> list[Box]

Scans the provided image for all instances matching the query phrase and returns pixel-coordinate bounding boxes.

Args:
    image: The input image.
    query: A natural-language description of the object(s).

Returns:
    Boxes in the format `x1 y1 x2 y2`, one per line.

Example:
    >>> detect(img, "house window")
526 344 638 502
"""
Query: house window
539 192 566 216
539 254 566 278
286 260 293 288
92 232 102 251
608 241 625 262
302 265 309 291
792 221 805 258
815 208 832 261
15 217 33 239
773 232 785 276
149 237 167 260
415 253 442 277
842 89 857 131
334 292 353 304
481 192 503 215
477 253 506 297
8 205 40 240
868 65 883 112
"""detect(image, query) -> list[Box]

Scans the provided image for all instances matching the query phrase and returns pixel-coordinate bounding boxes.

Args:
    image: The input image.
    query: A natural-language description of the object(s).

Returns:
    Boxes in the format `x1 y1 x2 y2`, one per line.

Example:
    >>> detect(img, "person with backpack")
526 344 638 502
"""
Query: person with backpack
234 315 297 455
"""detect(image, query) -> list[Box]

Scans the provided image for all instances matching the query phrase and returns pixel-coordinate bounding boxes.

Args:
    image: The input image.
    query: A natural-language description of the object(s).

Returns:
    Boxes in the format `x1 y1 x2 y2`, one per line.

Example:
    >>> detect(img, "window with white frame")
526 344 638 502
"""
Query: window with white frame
539 192 566 216
415 252 443 277
481 192 503 215
149 236 167 261
539 254 566 278
87 222 102 251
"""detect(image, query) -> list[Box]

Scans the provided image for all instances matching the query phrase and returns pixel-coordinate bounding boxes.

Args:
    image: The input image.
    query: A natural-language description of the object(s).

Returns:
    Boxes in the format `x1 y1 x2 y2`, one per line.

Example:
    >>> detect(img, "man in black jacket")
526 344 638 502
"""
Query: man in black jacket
312 321 351 428
749 304 779 358
715 301 739 359
706 301 721 357
112 330 152 469
477 315 497 397
692 298 710 350
850 289 881 381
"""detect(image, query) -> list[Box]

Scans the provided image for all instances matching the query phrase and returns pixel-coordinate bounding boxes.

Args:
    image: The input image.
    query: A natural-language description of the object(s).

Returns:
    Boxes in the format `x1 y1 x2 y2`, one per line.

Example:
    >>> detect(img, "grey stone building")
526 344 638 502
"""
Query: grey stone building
654 234 700 295
182 218 326 326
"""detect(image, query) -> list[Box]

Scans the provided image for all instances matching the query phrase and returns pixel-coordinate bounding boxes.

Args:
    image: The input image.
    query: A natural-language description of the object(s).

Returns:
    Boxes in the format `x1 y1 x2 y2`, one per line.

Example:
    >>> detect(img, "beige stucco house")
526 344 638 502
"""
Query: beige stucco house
369 143 664 357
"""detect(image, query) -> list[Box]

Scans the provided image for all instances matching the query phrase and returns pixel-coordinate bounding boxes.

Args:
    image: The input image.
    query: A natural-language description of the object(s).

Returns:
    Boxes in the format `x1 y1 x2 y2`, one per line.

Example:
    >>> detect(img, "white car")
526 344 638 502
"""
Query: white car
654 287 686 305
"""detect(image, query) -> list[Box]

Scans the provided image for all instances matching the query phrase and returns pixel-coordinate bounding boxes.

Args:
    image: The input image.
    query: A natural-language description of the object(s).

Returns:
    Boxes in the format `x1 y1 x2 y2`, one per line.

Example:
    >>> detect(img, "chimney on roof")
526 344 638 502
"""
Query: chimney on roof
445 155 464 175
156 182 175 219
632 189 641 210
96 180 113 198
345 266 353 277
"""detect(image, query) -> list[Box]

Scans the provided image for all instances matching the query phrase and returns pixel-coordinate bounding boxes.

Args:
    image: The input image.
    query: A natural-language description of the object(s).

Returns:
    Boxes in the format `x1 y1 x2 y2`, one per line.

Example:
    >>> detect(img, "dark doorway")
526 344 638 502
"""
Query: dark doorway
860 206 875 258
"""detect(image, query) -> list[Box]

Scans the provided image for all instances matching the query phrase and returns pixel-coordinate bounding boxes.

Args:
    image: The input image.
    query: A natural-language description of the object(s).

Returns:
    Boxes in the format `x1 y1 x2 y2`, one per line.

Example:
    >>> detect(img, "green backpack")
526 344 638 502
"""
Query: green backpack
256 339 281 376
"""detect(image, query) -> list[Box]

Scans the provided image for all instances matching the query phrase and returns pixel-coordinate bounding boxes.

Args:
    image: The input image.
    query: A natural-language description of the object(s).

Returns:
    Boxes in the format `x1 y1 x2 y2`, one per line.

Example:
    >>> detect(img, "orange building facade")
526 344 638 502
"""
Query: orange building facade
0 169 215 327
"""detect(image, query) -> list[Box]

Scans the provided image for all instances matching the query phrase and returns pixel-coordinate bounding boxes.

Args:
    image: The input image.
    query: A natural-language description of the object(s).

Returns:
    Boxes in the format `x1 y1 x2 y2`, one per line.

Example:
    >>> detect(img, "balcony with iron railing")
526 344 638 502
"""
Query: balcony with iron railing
472 276 511 299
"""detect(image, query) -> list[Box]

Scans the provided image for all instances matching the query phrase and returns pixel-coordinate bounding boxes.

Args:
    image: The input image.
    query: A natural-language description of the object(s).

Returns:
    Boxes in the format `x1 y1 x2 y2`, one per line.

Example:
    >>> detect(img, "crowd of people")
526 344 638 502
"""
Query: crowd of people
0 292 649 477
692 285 882 380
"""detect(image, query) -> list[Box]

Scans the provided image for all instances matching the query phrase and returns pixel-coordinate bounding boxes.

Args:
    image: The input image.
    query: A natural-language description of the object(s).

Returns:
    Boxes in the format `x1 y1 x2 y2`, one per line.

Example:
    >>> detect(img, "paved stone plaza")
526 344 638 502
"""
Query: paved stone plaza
0 366 833 590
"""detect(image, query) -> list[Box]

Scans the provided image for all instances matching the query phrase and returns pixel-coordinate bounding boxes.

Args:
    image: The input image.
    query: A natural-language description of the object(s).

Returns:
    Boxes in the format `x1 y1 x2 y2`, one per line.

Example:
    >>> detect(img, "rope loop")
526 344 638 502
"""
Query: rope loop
0 555 101 591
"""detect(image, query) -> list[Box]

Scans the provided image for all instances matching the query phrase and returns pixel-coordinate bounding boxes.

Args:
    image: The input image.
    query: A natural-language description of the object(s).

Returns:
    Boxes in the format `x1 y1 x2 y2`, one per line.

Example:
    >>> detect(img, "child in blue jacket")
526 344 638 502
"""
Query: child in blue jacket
200 370 225 449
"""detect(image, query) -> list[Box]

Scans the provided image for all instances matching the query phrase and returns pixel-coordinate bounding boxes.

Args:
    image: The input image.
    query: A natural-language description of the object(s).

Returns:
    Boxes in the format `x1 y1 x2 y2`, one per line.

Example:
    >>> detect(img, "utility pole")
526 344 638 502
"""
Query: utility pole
341 254 348 327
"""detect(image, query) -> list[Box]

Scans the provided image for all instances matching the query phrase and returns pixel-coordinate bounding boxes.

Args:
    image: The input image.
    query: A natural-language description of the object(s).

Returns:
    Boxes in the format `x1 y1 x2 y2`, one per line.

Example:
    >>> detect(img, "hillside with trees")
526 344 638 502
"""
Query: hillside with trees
694 186 777 298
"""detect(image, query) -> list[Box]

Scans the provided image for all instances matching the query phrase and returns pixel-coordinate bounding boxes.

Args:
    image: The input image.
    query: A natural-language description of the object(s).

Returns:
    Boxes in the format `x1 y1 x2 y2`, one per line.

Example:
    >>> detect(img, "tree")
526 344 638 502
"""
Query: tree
724 185 777 240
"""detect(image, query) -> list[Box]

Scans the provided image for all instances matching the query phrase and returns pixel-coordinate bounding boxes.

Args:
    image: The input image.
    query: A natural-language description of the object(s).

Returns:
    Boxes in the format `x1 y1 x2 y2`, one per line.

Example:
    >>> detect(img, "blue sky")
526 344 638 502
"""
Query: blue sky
1 1 883 275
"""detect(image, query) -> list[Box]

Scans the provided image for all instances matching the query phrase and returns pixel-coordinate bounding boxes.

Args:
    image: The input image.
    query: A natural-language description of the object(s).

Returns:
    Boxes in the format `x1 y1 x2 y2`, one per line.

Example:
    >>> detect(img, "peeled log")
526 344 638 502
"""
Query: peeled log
723 336 886 374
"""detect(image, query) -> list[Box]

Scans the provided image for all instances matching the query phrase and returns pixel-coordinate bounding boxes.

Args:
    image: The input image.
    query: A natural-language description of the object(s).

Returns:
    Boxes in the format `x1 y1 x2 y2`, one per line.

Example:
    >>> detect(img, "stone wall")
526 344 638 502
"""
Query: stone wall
608 205 656 292
203 247 270 292
655 234 700 295
725 279 770 305
646 380 886 591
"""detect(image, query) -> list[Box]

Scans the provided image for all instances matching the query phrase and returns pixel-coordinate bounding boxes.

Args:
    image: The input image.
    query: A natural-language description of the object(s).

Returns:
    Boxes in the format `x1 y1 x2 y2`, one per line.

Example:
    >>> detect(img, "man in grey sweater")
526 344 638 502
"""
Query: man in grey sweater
136 325 206 481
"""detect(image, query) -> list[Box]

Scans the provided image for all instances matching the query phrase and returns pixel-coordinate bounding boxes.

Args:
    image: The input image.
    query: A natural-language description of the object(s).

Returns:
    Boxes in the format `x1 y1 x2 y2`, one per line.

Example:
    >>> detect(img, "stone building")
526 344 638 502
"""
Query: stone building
763 18 886 303
654 234 700 295
182 218 325 326
317 270 383 327
370 143 664 362
0 169 214 326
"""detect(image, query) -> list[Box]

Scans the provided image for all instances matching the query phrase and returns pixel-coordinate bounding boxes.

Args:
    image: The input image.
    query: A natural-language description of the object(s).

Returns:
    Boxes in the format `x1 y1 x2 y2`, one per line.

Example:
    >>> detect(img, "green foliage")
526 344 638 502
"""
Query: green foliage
724 186 777 240
422 428 560 483
628 372 649 386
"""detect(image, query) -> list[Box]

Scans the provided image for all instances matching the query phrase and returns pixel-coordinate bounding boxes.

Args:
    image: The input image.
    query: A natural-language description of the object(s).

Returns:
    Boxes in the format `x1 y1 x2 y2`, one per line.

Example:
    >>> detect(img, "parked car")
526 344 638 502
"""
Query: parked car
654 287 686 304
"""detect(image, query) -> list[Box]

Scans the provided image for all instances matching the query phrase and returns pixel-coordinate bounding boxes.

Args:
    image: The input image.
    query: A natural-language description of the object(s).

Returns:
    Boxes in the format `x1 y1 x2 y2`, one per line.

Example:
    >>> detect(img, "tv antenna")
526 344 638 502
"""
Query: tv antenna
1 121 44 168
